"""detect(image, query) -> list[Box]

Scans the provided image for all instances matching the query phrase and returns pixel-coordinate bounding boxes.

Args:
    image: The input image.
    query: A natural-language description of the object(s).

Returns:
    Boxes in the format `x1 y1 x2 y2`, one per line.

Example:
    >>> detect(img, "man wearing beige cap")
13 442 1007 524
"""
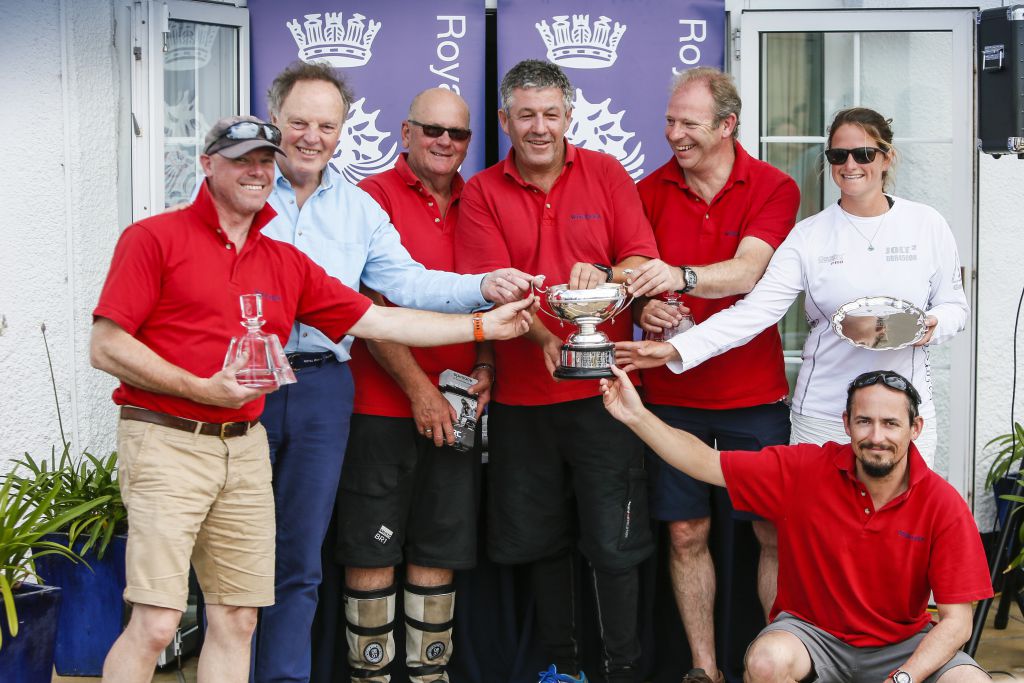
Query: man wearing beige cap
90 115 537 683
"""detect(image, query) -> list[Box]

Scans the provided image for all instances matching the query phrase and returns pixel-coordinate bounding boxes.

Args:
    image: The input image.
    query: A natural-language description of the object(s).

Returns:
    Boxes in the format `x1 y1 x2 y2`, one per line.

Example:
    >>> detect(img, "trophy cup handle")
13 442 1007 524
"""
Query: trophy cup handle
532 281 563 322
609 294 635 323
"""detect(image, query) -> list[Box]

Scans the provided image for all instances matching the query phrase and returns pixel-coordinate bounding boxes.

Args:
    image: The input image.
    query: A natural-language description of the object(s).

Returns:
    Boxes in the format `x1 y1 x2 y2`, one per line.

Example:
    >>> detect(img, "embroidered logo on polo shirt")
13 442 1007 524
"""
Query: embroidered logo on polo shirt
897 529 925 542
818 253 844 266
374 524 393 545
570 213 602 221
255 290 282 303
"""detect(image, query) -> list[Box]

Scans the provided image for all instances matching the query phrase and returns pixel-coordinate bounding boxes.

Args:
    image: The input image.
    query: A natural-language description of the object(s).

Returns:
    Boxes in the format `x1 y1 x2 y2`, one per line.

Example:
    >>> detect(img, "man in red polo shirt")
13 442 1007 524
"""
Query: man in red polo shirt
622 67 800 683
601 367 991 683
90 116 536 683
336 88 487 683
455 60 660 683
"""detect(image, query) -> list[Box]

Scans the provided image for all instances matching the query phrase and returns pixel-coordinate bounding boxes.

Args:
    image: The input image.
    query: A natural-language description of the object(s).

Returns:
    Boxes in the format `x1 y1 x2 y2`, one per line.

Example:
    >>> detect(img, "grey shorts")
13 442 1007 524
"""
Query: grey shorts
757 612 988 683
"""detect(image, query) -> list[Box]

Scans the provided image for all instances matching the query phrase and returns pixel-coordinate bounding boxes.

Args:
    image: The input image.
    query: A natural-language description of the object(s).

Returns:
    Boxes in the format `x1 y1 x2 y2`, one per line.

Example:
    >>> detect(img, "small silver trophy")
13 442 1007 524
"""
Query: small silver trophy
223 293 297 388
831 296 928 351
537 282 632 379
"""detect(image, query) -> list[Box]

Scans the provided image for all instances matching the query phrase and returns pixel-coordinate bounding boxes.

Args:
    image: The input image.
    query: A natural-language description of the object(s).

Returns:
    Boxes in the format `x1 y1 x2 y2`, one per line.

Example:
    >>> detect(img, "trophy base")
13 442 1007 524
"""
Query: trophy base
554 365 615 379
555 343 615 380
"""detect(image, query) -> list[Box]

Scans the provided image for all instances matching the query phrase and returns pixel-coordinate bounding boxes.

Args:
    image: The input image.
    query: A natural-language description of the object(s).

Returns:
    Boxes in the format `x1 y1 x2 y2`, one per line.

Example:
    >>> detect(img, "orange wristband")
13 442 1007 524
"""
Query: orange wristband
472 312 485 342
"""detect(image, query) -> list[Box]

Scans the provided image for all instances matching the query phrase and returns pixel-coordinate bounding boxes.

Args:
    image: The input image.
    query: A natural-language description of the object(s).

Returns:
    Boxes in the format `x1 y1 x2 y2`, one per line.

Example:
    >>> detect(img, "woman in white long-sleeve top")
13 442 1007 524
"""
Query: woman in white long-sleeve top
617 107 969 466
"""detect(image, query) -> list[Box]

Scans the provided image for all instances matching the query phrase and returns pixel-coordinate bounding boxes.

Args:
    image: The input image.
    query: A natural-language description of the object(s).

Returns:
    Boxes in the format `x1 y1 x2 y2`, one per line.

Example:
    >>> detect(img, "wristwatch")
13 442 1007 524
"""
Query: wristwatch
677 265 698 294
891 669 912 683
593 263 614 282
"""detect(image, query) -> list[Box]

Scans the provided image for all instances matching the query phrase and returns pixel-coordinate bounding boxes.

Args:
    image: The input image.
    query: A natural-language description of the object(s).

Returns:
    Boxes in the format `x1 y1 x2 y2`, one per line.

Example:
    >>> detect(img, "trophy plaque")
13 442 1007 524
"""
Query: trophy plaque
831 296 928 351
538 282 632 379
223 293 298 387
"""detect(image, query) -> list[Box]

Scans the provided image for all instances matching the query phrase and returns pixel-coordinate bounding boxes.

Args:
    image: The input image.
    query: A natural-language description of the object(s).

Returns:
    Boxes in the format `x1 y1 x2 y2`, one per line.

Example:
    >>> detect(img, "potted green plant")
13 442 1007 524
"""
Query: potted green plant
7 445 128 676
984 421 1024 530
0 473 107 683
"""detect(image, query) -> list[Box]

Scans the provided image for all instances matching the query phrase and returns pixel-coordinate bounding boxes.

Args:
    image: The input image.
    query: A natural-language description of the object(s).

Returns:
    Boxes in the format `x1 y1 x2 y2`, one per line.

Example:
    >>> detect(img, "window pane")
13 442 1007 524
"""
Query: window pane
163 21 238 207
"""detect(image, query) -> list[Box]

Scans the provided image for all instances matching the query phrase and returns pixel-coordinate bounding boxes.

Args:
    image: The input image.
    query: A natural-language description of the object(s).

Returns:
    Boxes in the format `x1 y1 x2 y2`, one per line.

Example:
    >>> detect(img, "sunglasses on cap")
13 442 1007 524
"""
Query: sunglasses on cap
407 119 472 142
824 146 887 165
851 370 922 405
206 121 282 154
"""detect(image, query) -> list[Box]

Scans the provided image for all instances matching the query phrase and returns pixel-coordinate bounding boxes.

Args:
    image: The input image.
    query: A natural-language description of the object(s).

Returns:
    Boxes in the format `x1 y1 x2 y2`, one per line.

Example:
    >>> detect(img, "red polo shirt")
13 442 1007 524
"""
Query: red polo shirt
455 143 658 406
93 182 372 423
722 441 992 646
638 143 799 409
350 154 477 417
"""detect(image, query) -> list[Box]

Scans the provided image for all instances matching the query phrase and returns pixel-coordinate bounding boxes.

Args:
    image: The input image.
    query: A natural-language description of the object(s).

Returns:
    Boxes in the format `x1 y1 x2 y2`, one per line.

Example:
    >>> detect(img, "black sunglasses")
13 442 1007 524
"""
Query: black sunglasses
408 119 472 142
824 146 887 165
851 371 922 405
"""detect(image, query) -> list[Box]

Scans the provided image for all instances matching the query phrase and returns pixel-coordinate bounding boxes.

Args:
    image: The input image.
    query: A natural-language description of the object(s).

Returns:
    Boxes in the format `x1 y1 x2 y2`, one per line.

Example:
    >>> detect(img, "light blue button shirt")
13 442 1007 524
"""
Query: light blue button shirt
261 165 488 361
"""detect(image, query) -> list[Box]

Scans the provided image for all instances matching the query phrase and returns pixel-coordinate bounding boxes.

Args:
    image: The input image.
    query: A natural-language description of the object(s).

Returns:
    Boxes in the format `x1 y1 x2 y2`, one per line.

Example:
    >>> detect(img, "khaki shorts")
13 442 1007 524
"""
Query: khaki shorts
116 418 275 611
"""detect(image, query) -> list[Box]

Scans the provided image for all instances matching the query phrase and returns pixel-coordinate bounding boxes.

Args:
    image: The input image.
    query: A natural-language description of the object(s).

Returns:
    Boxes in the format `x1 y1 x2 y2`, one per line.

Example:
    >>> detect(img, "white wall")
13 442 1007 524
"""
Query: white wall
0 0 121 474
974 157 1024 528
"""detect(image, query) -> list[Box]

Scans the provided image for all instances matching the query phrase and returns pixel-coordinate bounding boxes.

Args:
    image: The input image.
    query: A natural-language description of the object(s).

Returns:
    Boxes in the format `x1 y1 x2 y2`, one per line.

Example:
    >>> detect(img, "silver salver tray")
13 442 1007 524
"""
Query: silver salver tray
831 296 927 351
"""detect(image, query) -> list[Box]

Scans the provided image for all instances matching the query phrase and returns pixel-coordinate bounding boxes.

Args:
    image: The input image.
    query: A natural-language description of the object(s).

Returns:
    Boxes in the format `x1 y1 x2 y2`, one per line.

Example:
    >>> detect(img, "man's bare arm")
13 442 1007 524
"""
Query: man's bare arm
885 603 978 683
347 296 536 347
627 236 776 298
600 364 724 486
89 317 271 409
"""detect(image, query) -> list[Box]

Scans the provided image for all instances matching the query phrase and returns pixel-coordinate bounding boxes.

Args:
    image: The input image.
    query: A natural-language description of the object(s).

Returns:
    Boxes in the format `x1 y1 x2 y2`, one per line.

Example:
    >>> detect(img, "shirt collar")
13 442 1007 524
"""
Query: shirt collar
665 140 752 195
274 162 336 195
394 152 466 200
193 179 278 241
502 140 576 189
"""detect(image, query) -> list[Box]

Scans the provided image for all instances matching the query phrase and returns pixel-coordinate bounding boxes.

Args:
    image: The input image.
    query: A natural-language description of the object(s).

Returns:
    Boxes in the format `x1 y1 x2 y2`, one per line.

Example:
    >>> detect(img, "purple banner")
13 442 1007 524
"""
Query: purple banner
498 0 725 181
249 0 487 180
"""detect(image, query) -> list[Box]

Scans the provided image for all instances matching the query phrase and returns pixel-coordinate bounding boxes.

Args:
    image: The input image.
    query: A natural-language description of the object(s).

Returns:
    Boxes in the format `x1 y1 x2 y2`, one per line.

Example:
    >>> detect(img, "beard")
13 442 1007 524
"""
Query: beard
857 442 900 478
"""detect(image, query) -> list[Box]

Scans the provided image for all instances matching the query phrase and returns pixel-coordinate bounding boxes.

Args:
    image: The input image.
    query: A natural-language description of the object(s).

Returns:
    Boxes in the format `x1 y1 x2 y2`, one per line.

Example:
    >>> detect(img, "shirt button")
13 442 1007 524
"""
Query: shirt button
705 213 710 219
864 508 870 514
289 199 295 204
428 202 434 207
860 490 866 496
434 218 440 223
225 244 231 249
546 203 551 209
298 231 303 236
302 332 308 337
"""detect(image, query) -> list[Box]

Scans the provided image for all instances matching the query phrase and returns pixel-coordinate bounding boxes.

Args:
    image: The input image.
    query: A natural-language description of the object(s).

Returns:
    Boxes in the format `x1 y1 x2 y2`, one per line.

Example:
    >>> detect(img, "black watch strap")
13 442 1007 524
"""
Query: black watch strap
593 263 614 282
676 265 697 294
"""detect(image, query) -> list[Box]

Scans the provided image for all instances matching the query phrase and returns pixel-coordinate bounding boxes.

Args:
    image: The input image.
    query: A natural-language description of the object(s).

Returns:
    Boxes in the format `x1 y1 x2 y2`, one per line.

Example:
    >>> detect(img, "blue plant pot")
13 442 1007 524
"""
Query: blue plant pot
35 533 128 676
0 583 62 683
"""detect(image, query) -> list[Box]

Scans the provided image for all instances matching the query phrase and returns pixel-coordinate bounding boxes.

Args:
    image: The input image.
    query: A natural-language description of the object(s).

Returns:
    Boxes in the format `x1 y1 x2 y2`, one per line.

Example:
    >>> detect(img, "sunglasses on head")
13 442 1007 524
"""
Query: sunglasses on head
408 119 472 141
851 371 922 405
223 121 282 144
824 146 887 165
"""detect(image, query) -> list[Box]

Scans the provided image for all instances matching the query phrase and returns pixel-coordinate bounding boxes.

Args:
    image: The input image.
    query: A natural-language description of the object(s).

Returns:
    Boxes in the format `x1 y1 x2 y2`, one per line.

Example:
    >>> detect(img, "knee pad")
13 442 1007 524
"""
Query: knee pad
344 584 396 682
404 583 455 683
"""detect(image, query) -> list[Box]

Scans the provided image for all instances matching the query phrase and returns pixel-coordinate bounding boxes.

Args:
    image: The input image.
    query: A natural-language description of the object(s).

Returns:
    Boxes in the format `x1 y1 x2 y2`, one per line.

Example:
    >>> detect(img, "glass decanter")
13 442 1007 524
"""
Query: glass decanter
223 293 297 388
643 292 695 342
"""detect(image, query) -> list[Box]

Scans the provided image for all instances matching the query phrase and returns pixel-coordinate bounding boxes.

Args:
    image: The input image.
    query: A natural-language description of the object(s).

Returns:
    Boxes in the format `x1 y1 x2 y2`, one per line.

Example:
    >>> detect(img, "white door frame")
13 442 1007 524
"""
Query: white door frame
731 6 978 502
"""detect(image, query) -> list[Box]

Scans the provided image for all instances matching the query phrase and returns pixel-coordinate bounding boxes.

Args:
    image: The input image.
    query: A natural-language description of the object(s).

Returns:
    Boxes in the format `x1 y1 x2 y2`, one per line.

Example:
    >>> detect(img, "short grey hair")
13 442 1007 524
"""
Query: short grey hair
670 67 742 138
500 59 573 114
267 61 354 118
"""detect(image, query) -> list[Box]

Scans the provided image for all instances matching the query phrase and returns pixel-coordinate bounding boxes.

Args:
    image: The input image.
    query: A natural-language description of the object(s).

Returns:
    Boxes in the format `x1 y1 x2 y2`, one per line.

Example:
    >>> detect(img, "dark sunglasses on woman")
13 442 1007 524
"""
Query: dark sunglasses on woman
824 146 888 165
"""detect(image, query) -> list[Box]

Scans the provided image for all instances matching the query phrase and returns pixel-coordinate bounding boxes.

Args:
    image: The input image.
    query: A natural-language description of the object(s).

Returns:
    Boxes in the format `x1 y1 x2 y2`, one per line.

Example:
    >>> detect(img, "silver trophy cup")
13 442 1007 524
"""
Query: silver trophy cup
538 282 632 379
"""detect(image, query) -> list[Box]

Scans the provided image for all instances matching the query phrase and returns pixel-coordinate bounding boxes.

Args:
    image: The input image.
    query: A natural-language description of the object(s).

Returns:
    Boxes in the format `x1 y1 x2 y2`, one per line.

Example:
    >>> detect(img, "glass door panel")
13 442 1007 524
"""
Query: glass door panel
739 9 975 495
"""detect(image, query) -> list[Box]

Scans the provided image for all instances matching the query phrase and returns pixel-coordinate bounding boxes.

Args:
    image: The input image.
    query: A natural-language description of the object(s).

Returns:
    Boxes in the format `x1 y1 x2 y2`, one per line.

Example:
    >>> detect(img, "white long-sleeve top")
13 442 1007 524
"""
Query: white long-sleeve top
667 196 968 421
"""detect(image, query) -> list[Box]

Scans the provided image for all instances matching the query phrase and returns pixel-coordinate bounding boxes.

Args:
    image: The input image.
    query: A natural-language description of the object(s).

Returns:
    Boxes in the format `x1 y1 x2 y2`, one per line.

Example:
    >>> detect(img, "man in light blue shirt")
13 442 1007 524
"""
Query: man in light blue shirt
252 61 536 683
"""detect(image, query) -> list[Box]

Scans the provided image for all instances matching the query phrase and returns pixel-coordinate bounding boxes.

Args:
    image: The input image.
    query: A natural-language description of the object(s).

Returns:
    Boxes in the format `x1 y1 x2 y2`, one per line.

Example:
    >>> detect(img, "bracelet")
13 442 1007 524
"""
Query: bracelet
471 362 495 376
472 312 485 342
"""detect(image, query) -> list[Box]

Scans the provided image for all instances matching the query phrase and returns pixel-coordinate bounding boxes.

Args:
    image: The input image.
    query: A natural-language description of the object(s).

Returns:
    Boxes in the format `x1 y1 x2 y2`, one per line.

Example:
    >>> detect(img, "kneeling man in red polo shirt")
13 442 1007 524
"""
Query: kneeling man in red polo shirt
600 367 991 683
90 115 536 683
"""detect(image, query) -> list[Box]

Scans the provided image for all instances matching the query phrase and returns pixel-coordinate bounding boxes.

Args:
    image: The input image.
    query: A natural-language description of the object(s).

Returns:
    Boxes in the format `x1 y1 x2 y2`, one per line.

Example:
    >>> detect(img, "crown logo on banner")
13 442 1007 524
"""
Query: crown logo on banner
286 12 382 68
166 21 220 71
329 97 399 184
567 89 645 180
535 15 627 69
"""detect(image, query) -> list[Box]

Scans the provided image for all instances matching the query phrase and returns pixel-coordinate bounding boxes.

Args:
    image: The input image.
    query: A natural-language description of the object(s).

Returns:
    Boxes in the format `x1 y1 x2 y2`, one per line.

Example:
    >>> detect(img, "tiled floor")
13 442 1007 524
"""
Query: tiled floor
53 607 1024 682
